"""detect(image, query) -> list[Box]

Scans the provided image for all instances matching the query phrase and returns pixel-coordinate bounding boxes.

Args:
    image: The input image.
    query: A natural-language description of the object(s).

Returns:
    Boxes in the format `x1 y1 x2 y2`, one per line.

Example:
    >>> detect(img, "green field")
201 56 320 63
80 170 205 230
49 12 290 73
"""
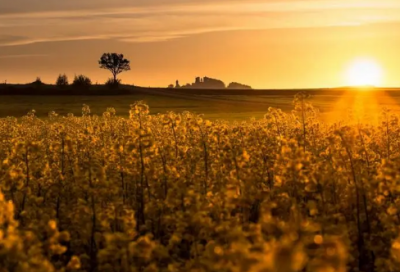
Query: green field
1 90 400 121
0 94 288 120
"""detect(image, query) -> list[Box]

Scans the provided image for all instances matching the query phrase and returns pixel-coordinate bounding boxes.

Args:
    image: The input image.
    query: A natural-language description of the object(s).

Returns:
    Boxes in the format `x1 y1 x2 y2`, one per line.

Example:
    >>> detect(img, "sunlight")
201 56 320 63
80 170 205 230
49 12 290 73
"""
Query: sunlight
346 58 383 87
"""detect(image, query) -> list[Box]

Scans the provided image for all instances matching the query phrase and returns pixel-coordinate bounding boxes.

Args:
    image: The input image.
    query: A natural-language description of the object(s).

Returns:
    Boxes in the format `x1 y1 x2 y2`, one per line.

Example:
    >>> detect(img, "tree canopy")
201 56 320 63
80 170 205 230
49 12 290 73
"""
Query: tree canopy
99 53 130 81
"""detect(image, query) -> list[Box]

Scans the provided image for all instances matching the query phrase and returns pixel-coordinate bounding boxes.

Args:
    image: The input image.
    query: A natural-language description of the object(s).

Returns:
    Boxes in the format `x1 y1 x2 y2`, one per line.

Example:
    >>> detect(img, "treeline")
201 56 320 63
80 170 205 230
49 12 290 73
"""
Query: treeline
0 52 131 94
0 75 132 95
0 50 135 94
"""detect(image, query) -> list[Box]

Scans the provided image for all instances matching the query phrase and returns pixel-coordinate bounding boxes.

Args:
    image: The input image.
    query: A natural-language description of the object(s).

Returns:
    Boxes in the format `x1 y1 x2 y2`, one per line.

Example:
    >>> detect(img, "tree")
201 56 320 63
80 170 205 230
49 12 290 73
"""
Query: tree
72 74 92 88
56 74 69 87
99 53 130 82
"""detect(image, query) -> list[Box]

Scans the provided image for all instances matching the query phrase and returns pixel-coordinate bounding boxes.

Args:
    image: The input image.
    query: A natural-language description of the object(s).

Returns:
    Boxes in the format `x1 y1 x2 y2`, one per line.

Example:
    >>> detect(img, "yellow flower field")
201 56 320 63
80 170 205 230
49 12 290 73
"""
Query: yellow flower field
1 94 400 272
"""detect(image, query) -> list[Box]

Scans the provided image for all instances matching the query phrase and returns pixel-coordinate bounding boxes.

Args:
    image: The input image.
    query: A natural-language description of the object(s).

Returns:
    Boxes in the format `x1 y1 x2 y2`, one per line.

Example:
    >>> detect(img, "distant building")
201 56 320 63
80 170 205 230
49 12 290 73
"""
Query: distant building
173 77 252 89
179 76 225 89
195 77 202 84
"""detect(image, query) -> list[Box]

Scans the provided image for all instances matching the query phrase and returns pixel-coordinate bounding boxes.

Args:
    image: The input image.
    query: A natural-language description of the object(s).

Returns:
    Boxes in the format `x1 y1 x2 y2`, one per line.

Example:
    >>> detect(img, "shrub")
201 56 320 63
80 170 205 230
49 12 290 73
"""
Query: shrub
72 74 92 88
105 78 121 89
31 76 44 87
27 77 45 90
56 74 69 87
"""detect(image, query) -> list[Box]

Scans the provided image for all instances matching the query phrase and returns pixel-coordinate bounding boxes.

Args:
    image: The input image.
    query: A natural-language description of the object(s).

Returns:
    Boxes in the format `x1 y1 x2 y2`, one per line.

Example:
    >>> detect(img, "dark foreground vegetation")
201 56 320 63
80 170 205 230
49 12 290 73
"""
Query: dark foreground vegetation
1 94 400 271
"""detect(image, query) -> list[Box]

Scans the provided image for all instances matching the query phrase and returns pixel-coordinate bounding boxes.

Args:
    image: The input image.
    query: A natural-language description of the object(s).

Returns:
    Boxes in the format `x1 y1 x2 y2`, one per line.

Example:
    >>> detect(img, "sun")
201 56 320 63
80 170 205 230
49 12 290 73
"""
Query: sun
346 58 383 87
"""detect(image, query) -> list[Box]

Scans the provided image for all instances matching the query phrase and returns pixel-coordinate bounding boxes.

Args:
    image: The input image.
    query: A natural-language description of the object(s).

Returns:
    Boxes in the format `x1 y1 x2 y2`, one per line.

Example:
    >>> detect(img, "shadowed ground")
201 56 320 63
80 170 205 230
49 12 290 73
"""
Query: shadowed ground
1 88 400 121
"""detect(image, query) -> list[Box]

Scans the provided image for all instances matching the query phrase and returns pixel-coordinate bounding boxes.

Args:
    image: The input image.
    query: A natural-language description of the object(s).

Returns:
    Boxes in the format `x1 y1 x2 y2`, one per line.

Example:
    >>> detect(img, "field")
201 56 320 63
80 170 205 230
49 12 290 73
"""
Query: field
1 88 400 121
2 91 400 271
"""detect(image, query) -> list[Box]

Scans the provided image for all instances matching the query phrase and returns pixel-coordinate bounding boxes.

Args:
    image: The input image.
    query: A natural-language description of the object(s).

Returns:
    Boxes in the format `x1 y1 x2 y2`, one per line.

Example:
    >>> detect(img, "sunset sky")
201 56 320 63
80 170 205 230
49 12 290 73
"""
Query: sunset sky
0 0 400 88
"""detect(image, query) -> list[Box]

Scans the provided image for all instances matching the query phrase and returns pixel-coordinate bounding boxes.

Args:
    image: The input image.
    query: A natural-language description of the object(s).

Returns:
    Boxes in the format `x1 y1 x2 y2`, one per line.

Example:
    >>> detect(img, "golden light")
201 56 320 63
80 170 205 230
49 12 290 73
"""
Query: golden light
324 59 398 123
346 58 383 87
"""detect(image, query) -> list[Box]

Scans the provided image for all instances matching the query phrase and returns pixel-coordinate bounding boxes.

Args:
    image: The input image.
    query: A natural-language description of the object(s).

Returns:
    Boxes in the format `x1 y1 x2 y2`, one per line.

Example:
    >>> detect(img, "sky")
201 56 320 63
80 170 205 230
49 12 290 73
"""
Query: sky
0 0 400 88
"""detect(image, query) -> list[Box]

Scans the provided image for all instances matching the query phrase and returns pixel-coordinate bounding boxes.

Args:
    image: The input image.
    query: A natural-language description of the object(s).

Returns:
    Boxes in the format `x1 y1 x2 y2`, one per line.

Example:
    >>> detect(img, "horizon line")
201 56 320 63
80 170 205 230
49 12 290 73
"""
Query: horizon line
1 82 400 91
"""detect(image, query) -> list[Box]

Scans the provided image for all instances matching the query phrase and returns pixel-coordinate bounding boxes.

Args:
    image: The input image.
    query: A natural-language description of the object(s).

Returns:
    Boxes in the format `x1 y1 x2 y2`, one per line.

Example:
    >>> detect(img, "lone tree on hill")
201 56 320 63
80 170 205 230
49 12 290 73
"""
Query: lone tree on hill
99 53 130 82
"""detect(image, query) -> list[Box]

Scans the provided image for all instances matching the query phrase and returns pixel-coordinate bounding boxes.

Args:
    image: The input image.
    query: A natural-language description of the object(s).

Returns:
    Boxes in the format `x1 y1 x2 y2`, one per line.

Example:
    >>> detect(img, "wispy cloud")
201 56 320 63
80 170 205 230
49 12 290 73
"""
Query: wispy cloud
0 54 48 58
0 0 399 46
2 0 400 19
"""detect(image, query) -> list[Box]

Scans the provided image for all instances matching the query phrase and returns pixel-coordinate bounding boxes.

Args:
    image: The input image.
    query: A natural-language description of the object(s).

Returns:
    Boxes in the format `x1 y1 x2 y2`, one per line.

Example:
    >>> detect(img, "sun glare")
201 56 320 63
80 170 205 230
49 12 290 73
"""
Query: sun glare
346 59 383 87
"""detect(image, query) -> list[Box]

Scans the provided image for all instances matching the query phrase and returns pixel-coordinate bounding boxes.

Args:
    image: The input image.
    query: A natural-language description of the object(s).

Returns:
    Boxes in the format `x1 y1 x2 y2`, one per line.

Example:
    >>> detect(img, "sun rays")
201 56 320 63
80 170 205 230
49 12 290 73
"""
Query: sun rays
325 89 400 123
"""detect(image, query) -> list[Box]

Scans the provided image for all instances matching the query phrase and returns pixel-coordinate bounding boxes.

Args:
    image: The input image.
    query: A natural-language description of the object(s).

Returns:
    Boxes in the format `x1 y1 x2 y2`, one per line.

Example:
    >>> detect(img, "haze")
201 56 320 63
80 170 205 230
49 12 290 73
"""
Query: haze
1 0 400 88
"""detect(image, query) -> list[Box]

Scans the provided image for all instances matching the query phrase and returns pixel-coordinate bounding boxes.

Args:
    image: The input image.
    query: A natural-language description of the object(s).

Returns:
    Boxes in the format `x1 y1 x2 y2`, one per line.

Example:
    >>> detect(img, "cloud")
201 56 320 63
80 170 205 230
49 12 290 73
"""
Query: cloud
0 0 399 46
0 54 48 58
0 35 29 45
